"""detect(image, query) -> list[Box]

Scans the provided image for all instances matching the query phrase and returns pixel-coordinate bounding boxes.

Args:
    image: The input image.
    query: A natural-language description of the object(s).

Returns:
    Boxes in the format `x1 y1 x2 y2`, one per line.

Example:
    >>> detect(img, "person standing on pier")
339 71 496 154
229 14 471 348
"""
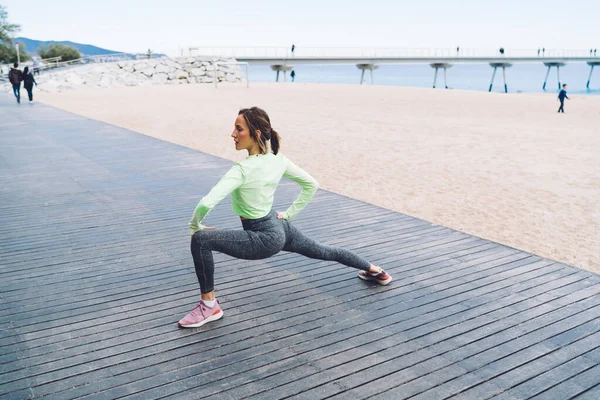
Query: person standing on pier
557 84 569 113
542 47 546 57
291 44 295 57
538 48 541 57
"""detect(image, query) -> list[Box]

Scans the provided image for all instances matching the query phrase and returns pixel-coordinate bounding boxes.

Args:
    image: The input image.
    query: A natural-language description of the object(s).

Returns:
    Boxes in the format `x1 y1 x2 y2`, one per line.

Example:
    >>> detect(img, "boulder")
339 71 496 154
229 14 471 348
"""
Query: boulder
190 68 206 77
65 73 85 85
154 63 170 74
168 70 189 80
140 68 154 77
152 72 168 84
133 62 149 72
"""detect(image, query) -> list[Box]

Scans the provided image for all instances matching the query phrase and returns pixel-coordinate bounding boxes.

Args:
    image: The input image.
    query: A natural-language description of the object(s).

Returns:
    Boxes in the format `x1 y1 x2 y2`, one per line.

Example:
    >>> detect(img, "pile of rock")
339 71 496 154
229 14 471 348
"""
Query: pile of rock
1 56 245 92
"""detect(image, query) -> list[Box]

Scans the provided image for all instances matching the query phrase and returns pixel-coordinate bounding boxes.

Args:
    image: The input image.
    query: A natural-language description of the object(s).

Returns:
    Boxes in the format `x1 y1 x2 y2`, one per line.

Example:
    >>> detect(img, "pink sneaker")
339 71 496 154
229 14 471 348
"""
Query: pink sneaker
358 269 392 285
178 300 224 328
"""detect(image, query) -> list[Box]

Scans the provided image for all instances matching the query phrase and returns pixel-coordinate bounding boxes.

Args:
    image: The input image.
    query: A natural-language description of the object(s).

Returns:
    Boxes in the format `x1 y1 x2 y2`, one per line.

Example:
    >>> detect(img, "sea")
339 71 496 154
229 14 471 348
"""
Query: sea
246 62 599 95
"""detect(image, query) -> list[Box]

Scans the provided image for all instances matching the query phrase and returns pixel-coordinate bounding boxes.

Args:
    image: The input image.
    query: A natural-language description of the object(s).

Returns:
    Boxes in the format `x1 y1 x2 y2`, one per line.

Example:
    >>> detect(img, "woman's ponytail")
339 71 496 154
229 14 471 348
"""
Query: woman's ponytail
270 129 281 155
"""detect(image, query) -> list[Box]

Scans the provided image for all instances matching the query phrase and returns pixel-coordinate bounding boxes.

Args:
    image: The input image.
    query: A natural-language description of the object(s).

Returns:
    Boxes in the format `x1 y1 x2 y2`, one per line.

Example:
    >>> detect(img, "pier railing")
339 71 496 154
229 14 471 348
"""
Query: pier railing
188 46 596 59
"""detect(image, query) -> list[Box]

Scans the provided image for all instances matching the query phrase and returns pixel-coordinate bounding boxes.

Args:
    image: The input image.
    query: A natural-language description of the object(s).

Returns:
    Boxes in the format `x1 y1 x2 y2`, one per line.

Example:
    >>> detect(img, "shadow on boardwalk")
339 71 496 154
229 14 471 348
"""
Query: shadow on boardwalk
1 94 600 399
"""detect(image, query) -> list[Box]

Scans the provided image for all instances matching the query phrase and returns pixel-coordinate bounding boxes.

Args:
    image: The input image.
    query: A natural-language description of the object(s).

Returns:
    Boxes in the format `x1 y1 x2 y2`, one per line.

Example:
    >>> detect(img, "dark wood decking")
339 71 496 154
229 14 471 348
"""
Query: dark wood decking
1 94 600 400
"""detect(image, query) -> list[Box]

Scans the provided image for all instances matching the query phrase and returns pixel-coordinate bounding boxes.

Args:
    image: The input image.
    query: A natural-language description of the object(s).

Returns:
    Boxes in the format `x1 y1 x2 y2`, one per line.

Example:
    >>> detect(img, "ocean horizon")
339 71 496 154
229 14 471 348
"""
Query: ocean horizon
247 62 599 95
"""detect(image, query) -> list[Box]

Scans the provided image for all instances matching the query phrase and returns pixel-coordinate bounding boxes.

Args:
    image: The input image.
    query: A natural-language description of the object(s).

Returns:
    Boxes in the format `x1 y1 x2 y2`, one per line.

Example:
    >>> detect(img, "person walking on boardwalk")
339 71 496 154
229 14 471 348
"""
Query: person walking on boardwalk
557 83 569 113
22 67 37 104
8 63 23 104
291 43 295 57
179 107 392 328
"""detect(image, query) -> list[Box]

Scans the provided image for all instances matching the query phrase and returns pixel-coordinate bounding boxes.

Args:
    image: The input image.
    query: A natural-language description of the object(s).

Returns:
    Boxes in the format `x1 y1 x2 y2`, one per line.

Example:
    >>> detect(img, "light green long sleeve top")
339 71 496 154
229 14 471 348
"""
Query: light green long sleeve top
189 152 319 234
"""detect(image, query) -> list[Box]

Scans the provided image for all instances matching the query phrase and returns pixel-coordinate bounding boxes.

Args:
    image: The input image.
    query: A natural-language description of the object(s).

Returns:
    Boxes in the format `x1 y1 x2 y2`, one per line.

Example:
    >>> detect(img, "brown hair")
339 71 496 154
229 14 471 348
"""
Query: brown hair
238 107 281 155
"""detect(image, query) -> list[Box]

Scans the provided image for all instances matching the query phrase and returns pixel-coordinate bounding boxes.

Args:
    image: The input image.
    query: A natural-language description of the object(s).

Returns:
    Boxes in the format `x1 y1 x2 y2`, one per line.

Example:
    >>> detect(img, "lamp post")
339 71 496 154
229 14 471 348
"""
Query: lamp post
16 43 20 64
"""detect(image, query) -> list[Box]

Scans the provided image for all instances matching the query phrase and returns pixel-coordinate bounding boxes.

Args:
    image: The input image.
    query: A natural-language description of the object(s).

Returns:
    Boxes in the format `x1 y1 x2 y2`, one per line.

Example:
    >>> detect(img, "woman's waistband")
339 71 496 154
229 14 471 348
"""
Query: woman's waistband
239 210 276 223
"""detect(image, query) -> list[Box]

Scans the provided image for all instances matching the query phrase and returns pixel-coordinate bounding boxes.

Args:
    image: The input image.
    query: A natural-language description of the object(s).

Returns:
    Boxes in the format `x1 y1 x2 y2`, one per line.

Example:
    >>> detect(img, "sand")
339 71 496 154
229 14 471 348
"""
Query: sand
37 83 600 273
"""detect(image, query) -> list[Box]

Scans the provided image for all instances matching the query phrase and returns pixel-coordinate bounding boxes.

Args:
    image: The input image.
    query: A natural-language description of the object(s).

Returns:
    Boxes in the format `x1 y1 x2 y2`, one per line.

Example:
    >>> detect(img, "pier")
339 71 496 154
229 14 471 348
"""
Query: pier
189 47 600 91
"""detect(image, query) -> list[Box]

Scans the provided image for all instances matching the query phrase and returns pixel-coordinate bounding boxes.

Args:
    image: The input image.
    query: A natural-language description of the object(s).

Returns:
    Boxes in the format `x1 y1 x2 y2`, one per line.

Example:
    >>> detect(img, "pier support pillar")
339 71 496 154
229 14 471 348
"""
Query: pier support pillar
543 66 551 91
356 64 379 85
488 62 512 93
430 63 452 88
270 65 294 82
542 62 566 91
586 62 600 89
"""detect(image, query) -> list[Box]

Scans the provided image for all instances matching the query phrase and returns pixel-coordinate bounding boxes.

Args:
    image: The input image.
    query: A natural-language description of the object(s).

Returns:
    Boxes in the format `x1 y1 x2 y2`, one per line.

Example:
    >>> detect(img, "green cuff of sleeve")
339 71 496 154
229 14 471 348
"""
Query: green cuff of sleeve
190 224 207 235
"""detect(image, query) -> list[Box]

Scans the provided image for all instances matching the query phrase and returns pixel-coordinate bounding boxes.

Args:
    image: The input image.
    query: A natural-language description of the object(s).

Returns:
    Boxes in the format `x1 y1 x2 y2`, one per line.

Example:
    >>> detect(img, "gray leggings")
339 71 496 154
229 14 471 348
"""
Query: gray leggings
190 210 371 293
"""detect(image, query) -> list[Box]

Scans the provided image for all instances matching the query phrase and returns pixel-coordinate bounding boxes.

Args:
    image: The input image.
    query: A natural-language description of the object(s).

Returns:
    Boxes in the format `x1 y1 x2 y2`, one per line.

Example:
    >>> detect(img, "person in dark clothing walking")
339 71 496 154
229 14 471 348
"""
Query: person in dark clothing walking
8 63 23 104
290 69 296 82
557 84 569 113
22 66 37 104
291 44 295 57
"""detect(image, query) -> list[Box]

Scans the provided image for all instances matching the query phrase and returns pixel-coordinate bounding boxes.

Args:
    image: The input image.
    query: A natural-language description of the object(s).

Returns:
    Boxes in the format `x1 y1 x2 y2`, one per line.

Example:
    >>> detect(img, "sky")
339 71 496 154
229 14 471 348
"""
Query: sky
2 0 599 57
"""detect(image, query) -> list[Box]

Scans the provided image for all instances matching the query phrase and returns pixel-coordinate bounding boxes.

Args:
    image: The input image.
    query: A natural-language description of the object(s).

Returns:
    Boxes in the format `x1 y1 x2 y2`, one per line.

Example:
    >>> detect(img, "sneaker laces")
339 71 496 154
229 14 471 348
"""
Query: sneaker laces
190 304 207 318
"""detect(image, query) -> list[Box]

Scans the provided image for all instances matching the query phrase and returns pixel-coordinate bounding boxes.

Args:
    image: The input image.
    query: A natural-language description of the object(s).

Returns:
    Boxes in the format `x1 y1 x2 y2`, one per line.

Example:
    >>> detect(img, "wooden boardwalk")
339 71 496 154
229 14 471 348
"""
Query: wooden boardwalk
1 94 600 400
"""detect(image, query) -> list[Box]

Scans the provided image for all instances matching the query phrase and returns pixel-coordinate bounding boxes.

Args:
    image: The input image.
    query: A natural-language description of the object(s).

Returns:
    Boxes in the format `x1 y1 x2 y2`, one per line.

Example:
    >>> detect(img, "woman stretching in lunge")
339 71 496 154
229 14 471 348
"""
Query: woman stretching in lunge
180 107 392 328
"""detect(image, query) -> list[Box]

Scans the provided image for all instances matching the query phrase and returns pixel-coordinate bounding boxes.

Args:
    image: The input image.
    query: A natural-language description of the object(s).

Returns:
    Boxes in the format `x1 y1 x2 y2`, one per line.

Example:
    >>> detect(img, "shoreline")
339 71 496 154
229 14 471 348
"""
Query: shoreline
36 83 600 273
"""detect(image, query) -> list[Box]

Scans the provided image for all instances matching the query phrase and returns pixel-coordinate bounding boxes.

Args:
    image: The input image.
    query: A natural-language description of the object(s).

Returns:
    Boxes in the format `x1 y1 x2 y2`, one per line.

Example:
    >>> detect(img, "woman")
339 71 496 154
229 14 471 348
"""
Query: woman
180 107 392 328
22 66 37 104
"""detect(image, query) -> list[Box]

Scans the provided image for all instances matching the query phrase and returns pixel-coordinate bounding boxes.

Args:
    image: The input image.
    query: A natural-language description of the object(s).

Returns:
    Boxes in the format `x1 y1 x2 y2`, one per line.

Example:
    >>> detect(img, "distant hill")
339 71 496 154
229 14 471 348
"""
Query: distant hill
14 37 123 56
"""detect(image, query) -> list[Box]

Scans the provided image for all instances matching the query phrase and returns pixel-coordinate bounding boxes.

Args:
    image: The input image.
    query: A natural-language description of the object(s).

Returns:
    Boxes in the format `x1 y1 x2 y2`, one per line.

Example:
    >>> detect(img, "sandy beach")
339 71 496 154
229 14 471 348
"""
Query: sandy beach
37 83 600 273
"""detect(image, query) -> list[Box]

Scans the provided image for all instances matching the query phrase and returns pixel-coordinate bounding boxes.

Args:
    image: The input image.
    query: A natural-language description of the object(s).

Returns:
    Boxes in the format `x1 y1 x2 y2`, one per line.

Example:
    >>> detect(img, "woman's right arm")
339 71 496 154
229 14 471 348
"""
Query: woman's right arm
281 158 319 220
189 164 244 234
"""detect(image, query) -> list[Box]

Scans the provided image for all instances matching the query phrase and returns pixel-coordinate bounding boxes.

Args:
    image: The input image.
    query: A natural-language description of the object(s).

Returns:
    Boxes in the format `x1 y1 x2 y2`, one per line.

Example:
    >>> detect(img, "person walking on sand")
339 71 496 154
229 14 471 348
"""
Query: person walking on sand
8 63 23 104
179 107 392 328
290 69 296 82
557 83 569 113
22 67 37 104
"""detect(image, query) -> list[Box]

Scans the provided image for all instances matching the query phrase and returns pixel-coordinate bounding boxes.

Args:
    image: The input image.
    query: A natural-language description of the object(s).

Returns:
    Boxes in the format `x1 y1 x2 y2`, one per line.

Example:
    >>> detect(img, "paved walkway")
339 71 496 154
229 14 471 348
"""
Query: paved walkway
1 93 600 399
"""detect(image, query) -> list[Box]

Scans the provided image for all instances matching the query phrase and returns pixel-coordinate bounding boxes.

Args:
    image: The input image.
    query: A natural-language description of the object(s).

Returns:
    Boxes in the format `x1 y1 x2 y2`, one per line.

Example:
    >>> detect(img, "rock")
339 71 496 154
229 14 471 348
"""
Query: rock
168 70 189 80
89 65 110 74
98 75 113 87
154 64 169 73
152 72 168 84
133 62 149 72
190 68 206 77
65 73 85 85
140 68 154 77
